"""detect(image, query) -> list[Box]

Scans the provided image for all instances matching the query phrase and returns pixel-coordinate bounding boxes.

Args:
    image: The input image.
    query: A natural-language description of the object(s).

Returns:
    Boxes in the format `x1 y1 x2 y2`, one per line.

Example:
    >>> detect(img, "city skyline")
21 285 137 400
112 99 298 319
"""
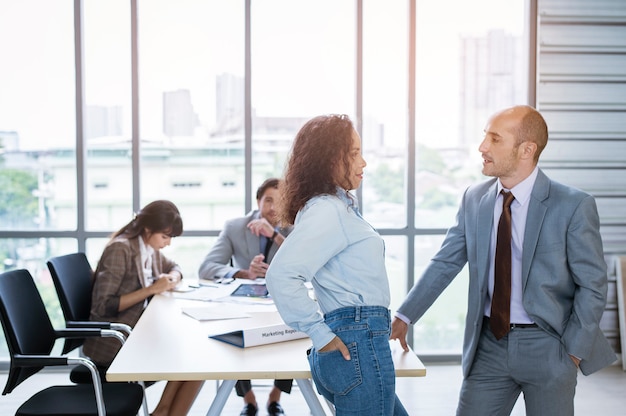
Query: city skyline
0 0 525 151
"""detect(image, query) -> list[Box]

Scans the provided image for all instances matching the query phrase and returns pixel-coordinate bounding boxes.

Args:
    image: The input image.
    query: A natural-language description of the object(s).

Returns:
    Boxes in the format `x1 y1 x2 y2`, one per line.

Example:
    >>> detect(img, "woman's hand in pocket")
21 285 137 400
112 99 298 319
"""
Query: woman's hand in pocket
319 336 351 360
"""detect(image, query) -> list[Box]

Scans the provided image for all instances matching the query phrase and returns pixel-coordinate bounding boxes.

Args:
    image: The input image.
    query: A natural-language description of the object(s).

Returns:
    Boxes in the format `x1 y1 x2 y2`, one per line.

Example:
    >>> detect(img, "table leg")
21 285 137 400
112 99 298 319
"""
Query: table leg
296 378 329 416
205 379 237 416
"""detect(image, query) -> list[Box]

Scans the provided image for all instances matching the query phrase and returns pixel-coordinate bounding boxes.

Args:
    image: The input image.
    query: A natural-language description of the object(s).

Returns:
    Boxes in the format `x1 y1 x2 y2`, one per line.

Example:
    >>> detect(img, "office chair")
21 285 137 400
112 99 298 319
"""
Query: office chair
47 252 151 416
46 252 131 384
0 268 144 416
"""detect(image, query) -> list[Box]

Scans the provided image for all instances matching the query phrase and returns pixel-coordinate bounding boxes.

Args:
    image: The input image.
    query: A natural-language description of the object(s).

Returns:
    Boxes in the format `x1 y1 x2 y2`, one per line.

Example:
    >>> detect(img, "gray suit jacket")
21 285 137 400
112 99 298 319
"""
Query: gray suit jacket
397 169 616 376
198 210 293 280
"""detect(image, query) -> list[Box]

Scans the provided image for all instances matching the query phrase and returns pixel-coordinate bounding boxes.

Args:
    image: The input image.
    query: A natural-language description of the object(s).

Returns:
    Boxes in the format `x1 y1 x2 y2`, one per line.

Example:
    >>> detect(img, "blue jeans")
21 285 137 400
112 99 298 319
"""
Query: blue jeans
307 306 408 416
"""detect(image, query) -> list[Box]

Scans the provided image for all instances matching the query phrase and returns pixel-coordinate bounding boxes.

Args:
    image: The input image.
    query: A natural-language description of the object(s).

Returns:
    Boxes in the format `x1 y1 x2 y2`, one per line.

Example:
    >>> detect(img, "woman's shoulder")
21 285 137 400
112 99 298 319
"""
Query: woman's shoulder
297 194 346 223
94 237 138 274
304 193 344 210
102 236 137 257
107 235 132 247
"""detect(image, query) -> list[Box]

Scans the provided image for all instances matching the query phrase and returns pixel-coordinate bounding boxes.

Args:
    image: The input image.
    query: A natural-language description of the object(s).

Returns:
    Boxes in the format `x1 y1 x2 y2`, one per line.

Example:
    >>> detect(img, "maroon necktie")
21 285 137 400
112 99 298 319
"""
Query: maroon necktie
490 190 515 340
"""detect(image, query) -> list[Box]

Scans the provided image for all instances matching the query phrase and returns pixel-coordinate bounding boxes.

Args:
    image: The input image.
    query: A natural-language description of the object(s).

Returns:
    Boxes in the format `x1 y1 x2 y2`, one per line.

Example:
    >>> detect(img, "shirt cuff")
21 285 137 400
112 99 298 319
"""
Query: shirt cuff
395 312 411 325
308 322 336 350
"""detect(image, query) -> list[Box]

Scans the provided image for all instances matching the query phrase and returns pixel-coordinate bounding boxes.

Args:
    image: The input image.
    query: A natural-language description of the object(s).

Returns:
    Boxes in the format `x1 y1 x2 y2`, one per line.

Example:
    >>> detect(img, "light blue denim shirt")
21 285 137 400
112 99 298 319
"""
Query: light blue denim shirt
266 188 391 350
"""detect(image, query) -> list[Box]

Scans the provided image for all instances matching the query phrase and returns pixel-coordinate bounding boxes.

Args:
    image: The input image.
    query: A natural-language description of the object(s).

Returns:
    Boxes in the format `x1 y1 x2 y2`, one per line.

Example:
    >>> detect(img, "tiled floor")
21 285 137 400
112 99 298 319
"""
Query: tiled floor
2 361 626 415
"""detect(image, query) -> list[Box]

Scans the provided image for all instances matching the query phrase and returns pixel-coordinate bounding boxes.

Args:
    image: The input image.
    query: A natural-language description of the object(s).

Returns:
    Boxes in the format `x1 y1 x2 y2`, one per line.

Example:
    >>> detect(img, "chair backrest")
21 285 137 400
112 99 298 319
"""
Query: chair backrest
47 252 94 354
0 269 58 394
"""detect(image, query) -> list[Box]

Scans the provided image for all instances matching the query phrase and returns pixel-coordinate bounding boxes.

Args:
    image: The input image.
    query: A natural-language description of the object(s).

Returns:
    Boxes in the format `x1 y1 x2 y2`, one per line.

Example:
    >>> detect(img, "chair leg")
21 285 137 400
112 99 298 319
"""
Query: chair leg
138 381 150 416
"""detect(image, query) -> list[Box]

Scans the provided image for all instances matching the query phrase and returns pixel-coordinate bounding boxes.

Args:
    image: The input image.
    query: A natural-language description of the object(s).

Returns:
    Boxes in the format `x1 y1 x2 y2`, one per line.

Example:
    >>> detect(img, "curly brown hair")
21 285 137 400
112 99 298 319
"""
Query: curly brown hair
280 114 355 225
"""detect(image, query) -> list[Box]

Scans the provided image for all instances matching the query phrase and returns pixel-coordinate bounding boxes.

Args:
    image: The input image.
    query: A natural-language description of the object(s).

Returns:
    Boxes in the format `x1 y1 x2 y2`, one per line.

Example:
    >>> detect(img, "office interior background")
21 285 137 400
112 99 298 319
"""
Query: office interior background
0 0 625 366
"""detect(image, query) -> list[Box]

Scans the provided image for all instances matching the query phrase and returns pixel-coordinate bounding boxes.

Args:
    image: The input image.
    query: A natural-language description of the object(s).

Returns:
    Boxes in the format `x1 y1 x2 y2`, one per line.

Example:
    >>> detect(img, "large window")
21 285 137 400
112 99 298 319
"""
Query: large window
411 0 529 354
251 0 356 181
0 0 76 232
0 0 530 360
84 0 133 231
138 1 246 229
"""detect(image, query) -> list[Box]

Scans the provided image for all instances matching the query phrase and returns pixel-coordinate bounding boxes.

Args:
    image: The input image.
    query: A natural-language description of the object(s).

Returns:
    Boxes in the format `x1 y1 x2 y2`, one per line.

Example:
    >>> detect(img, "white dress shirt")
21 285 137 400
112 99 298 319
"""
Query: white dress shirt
483 166 539 324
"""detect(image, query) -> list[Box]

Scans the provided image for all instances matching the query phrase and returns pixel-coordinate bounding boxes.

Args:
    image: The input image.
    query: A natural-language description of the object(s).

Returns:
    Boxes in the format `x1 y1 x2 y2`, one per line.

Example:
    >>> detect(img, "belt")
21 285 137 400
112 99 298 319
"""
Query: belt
510 322 538 328
484 316 538 329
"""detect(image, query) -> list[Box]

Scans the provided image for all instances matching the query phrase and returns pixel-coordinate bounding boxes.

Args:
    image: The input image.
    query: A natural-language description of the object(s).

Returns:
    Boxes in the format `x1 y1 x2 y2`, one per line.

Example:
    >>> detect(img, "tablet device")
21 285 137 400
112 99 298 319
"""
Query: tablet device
230 283 269 298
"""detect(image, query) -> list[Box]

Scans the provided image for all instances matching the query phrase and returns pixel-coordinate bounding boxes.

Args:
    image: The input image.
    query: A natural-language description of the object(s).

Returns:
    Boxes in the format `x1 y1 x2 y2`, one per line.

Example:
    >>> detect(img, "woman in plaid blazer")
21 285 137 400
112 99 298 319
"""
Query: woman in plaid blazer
83 200 203 416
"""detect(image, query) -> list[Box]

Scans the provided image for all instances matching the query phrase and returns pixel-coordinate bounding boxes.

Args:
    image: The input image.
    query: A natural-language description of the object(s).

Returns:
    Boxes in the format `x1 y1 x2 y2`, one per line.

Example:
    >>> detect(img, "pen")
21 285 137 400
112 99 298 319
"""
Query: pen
149 275 178 283
187 282 220 288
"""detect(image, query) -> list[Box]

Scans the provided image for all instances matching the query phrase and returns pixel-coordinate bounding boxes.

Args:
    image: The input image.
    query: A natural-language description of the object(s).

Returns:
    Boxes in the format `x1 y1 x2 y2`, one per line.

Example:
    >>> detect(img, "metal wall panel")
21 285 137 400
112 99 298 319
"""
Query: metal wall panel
539 54 626 82
541 140 626 167
540 111 626 139
541 168 626 196
538 83 626 111
538 0 626 352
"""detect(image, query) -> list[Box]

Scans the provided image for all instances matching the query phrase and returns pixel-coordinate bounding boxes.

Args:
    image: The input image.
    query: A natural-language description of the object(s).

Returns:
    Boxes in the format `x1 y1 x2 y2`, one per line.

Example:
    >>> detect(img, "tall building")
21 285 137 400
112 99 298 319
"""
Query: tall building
0 131 19 151
163 89 198 137
85 105 123 139
458 30 525 148
214 73 245 136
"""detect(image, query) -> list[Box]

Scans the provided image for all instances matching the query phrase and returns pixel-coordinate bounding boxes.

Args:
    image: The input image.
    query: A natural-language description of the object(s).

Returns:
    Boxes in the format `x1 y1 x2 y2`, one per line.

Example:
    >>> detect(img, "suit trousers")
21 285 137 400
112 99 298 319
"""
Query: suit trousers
235 379 293 397
457 320 578 416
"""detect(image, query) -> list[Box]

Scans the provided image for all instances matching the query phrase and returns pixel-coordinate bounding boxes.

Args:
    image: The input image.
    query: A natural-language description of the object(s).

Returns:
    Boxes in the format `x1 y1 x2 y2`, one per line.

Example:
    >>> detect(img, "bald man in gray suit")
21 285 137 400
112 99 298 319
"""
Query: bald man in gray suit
391 106 616 416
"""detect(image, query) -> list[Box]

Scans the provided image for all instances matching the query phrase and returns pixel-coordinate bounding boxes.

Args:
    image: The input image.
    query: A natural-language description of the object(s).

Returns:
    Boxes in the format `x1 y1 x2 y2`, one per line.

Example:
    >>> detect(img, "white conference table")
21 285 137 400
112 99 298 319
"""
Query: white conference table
107 283 426 416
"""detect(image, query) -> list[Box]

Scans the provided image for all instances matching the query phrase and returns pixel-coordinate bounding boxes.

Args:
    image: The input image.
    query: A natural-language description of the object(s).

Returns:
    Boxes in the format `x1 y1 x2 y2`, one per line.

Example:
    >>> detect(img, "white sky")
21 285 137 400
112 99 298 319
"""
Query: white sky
0 0 526 150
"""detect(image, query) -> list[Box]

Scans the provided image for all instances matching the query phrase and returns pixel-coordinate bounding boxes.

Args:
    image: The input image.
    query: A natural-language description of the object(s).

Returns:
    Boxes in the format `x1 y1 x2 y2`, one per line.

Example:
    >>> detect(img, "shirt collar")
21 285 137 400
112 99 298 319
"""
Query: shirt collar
497 166 538 206
336 186 357 207
335 187 363 218
138 235 155 259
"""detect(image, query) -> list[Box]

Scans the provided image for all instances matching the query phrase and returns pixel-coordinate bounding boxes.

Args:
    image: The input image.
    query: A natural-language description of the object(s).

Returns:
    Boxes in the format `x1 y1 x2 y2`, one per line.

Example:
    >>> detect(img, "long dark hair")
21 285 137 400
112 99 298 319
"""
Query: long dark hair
112 200 183 240
280 114 355 225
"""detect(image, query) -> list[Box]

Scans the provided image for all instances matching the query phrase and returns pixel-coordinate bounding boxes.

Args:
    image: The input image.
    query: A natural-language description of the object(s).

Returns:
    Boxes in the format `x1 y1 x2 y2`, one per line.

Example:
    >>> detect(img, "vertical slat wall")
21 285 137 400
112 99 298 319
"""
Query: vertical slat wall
536 0 626 354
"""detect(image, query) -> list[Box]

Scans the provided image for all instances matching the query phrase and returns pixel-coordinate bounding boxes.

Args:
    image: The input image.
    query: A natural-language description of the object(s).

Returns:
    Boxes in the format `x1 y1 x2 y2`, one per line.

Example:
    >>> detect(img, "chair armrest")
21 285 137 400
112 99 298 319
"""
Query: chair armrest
13 354 71 368
110 322 132 335
67 320 112 329
55 327 126 345
67 320 132 336
14 354 107 415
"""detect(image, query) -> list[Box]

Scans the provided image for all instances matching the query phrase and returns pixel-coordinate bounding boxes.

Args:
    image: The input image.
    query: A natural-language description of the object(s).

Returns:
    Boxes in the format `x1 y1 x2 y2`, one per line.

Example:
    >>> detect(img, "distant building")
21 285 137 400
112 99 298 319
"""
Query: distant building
215 73 245 136
163 89 199 137
85 105 123 139
0 130 19 151
459 29 525 149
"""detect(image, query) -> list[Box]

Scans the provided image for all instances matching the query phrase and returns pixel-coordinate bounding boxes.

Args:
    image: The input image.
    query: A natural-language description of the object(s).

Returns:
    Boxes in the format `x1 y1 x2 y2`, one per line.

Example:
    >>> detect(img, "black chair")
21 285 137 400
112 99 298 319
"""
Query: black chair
47 253 151 416
0 268 144 416
46 252 131 384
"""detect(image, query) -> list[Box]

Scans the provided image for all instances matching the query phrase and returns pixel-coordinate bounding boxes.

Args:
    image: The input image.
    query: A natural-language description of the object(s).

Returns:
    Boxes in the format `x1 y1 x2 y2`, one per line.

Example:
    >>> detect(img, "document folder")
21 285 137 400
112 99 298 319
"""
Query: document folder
209 323 308 348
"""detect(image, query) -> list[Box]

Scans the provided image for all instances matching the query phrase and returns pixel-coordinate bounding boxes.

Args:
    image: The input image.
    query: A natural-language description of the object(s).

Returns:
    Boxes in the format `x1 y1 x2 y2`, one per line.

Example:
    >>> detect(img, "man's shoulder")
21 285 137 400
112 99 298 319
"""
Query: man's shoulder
223 211 257 228
547 177 590 198
465 177 497 198
535 170 592 204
